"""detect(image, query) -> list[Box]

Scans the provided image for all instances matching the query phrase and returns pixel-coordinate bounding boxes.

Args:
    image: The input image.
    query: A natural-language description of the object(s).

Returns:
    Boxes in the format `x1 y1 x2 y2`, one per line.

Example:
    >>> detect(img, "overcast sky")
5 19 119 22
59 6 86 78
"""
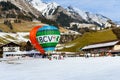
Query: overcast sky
42 0 120 21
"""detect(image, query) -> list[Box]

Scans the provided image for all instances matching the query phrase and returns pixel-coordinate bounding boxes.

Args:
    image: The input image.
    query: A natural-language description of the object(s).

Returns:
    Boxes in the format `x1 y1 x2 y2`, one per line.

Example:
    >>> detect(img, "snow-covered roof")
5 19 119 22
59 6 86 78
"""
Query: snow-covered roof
82 40 119 50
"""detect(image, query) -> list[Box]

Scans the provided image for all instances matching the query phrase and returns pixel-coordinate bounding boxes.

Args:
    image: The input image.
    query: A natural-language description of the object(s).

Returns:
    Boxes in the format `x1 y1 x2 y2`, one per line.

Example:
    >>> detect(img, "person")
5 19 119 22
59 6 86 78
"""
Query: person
58 55 61 60
48 56 52 60
85 53 89 58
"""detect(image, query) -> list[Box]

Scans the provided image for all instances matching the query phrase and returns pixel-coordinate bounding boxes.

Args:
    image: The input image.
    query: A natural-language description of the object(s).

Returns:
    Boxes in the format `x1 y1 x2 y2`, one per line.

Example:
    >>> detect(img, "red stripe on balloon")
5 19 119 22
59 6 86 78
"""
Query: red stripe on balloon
30 26 45 54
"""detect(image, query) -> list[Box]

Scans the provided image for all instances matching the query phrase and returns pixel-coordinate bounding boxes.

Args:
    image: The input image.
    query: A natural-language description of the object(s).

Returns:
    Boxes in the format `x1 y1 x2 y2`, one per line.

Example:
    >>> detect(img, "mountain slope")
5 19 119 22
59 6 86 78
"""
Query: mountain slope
0 0 44 20
8 0 43 18
57 29 117 52
0 32 29 44
1 18 48 31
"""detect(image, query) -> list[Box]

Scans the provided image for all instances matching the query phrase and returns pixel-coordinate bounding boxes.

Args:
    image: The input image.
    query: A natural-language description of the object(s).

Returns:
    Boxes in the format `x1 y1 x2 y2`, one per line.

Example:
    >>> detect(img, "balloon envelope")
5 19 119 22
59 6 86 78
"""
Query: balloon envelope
30 25 60 54
36 25 60 52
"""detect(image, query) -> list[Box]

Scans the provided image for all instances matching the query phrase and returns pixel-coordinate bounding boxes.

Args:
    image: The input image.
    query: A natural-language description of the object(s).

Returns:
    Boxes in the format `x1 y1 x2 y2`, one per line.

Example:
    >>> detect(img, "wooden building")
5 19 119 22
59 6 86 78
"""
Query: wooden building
82 40 120 56
0 42 20 58
0 42 41 58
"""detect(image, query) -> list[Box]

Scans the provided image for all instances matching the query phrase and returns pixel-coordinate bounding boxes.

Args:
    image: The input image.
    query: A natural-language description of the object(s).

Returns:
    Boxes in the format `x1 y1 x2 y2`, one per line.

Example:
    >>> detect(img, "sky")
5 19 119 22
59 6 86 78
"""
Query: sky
42 0 120 21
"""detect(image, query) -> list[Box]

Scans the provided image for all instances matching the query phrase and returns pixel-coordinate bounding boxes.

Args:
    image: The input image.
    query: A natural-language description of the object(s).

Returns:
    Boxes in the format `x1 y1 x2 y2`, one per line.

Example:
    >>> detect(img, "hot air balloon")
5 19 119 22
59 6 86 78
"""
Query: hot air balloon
30 25 60 54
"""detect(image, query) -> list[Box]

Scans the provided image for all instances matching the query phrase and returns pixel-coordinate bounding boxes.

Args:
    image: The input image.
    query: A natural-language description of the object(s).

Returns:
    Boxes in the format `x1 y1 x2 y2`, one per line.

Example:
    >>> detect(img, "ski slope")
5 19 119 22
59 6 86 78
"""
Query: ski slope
0 57 120 80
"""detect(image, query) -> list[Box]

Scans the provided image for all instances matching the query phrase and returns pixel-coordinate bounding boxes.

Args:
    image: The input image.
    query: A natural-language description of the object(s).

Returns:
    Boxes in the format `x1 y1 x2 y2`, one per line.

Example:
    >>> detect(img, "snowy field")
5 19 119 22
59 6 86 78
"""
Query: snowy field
0 57 120 80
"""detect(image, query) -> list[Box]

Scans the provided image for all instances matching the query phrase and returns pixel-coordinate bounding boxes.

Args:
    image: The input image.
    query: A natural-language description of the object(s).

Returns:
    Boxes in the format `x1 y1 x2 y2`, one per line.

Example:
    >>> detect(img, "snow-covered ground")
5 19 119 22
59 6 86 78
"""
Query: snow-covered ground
0 57 120 80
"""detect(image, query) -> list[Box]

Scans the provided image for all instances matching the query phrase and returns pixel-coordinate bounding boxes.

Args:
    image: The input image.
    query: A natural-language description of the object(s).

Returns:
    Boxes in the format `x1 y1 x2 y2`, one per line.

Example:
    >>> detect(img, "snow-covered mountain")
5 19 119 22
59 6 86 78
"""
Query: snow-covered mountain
0 0 115 30
27 0 59 19
64 6 113 28
67 6 110 27
27 0 113 28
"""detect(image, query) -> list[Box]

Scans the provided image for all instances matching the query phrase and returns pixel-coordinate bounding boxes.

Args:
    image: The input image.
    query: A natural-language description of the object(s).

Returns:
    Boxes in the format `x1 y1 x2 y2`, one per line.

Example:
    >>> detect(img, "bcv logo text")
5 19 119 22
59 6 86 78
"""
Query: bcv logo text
37 35 60 44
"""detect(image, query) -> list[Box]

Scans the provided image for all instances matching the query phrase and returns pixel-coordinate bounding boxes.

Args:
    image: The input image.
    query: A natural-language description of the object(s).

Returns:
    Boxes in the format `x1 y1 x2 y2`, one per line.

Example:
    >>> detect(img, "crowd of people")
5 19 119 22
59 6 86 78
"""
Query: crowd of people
48 55 64 60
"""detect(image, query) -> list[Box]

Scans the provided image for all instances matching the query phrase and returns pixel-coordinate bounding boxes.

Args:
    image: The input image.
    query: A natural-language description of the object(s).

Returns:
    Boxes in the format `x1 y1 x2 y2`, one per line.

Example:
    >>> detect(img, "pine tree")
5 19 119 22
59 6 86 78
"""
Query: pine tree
25 41 32 51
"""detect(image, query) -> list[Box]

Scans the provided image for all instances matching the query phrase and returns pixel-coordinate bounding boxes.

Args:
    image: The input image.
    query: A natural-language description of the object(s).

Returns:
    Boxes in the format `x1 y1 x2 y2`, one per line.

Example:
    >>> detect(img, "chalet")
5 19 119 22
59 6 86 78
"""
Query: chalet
82 40 120 56
0 42 41 58
0 42 20 58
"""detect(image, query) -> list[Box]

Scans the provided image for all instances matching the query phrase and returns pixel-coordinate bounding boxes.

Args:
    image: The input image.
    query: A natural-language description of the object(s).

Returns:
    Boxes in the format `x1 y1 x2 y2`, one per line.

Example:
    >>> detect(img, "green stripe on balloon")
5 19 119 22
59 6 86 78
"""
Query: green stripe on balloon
40 43 58 48
36 30 60 36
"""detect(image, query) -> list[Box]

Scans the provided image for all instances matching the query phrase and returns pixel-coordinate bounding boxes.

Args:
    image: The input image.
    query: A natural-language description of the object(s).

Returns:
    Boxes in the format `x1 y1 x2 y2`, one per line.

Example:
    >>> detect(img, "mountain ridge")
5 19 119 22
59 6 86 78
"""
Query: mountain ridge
0 0 116 30
28 0 115 30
